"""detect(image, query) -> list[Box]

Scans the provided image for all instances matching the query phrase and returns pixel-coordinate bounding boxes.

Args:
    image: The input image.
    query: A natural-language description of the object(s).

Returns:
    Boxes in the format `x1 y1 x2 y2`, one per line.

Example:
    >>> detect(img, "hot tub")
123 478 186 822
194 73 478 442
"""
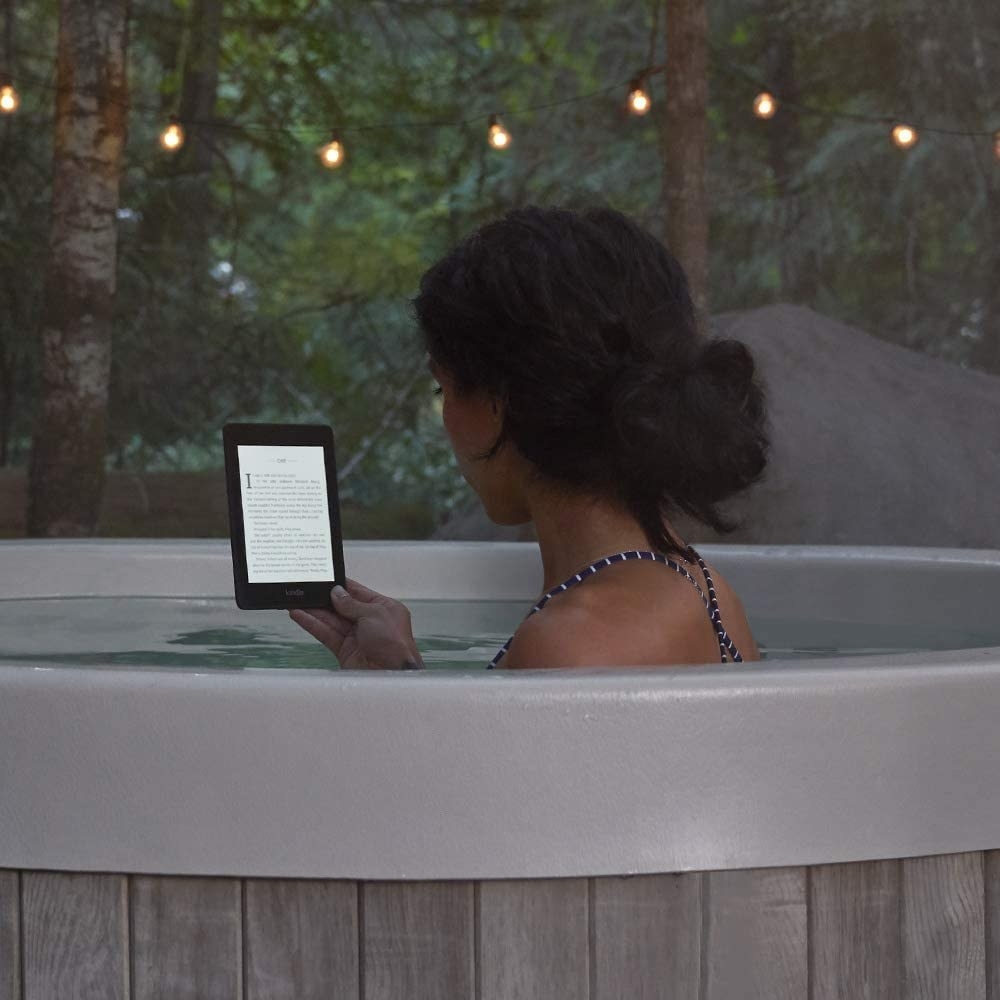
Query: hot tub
2 539 999 999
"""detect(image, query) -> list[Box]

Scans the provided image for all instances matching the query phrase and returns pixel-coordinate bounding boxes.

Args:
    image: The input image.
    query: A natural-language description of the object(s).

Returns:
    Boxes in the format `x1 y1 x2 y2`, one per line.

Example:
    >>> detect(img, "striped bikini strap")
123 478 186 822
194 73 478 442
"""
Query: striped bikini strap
488 547 742 668
685 545 743 664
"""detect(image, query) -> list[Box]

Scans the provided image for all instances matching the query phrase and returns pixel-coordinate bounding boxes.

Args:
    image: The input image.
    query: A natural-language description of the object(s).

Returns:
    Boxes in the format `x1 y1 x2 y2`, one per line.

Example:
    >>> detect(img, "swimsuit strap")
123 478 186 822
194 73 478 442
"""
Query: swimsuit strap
488 545 743 668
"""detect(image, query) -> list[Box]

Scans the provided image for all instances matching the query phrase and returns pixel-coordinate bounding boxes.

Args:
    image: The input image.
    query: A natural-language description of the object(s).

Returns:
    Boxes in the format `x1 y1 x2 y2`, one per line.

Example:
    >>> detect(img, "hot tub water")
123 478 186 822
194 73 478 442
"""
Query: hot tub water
3 595 998 670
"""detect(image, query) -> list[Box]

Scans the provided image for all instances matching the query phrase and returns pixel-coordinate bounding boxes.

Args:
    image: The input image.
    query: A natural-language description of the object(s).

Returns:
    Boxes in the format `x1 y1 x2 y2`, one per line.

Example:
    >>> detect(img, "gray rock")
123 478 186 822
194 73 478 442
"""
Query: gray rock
434 304 1000 548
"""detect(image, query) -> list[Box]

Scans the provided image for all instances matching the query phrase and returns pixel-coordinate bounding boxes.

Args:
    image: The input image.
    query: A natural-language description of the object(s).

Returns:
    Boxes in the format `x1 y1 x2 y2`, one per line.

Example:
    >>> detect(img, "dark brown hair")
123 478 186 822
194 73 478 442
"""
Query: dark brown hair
412 204 770 559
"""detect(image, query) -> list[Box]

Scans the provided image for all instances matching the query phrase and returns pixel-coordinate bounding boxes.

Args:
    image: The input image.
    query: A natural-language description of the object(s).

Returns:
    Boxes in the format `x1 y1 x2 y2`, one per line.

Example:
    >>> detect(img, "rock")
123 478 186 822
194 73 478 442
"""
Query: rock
433 304 1000 548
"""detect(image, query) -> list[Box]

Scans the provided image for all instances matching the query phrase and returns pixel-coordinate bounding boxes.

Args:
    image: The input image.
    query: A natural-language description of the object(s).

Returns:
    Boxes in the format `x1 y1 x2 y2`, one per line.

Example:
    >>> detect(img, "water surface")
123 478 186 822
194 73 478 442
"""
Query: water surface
2 596 999 670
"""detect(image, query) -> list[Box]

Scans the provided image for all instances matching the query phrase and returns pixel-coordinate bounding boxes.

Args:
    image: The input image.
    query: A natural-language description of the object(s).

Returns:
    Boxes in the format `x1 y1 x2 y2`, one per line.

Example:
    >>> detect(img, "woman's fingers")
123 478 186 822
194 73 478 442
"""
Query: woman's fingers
344 578 384 602
305 606 350 636
289 609 345 653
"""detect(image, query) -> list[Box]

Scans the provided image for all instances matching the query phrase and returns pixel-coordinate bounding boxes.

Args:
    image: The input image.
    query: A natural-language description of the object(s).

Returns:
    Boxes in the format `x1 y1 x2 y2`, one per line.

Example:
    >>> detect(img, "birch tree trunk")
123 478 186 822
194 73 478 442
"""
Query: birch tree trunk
26 0 130 536
659 0 709 332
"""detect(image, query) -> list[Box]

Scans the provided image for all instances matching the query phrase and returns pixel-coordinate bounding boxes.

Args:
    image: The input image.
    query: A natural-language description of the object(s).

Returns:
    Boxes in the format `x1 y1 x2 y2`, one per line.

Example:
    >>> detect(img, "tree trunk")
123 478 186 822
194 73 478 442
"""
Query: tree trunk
172 0 223 299
178 0 223 177
135 0 221 273
26 0 130 536
659 0 709 332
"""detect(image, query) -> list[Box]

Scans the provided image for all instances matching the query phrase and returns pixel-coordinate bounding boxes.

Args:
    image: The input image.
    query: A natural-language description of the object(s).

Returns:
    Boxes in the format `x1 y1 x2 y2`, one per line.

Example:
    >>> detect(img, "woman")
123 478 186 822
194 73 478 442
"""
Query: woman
290 204 770 669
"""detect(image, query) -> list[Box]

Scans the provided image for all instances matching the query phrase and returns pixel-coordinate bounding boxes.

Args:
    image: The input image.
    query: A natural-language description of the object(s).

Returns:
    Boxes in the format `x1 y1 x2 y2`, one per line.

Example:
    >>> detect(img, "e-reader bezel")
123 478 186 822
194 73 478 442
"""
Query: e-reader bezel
223 422 347 610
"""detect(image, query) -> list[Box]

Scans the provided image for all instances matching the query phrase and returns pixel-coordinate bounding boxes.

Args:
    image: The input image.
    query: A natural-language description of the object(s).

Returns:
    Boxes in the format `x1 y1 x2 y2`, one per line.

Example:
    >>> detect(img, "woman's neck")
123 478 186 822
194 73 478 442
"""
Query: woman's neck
523 484 685 593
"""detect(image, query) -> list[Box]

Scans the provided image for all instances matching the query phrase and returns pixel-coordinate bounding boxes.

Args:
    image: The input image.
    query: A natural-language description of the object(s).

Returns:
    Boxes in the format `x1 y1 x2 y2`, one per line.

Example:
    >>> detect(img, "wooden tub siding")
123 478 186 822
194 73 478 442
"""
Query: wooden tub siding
363 881 473 1000
21 872 128 1000
0 870 20 1000
704 866 809 1000
2 851 998 1000
479 878 589 1000
245 878 359 1000
591 871 701 998
810 858 902 1000
983 851 1000 1000
989 851 1000 999
131 876 242 1000
901 853 986 999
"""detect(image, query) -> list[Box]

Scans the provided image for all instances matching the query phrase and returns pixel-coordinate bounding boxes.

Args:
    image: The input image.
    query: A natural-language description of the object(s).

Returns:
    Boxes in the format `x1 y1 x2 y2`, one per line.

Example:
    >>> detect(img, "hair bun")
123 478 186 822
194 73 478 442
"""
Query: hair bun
693 337 756 386
607 361 690 477
608 336 767 495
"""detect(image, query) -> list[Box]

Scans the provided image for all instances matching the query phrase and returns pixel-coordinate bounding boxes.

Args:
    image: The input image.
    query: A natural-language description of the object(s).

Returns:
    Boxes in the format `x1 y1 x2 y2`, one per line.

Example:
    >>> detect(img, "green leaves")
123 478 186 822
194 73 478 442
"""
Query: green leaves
3 0 997 533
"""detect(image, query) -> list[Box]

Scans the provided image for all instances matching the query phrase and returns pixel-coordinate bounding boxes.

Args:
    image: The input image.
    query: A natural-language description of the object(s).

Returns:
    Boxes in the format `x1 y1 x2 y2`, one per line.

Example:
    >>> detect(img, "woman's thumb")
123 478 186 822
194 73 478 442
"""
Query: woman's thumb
330 585 364 620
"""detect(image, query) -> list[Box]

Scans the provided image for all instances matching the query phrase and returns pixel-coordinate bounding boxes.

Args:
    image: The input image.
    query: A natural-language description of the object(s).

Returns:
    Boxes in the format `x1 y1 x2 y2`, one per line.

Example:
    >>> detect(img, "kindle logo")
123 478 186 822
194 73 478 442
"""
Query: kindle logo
285 588 305 598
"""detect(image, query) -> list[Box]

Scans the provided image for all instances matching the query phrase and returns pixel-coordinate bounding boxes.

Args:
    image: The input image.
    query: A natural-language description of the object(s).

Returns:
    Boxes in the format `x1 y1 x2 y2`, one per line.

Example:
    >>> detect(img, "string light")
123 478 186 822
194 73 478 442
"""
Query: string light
627 76 651 116
0 78 19 114
8 65 998 166
753 92 777 119
158 117 184 152
891 123 919 150
317 133 345 169
487 114 510 150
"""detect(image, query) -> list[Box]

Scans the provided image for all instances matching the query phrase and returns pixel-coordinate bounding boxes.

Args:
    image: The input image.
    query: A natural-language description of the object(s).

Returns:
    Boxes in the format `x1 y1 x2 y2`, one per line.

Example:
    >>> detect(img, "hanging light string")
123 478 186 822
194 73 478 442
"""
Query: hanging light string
706 48 999 150
1 0 18 113
2 63 624 132
2 58 997 161
0 76 18 112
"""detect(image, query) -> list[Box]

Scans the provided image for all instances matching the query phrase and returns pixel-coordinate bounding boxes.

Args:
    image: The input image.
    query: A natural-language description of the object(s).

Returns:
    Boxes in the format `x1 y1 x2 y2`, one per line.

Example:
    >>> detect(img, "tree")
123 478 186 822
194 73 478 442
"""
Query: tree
26 0 129 535
1 0 996 540
660 0 709 330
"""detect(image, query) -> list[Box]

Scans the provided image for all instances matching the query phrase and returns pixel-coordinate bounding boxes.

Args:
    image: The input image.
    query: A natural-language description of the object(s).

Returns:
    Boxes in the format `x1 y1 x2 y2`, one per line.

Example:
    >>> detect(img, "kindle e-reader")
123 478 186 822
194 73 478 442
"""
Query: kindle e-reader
223 423 347 609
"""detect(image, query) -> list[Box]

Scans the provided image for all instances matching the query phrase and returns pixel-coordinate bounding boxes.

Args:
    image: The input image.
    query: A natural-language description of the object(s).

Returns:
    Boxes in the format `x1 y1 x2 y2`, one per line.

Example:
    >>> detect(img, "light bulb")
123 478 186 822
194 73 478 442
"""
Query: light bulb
628 84 651 116
318 136 345 169
753 92 777 119
993 129 1000 163
0 82 19 114
159 119 184 152
488 115 510 150
891 123 918 150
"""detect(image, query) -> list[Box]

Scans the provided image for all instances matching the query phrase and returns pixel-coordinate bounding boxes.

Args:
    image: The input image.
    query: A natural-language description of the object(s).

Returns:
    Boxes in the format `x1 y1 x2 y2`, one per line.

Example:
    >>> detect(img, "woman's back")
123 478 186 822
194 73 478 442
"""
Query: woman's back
501 545 761 669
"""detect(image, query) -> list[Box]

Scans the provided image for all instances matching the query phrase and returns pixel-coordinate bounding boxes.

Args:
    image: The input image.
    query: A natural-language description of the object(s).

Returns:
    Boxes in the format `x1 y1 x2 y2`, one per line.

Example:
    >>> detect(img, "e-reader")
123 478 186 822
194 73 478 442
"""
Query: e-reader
223 423 347 609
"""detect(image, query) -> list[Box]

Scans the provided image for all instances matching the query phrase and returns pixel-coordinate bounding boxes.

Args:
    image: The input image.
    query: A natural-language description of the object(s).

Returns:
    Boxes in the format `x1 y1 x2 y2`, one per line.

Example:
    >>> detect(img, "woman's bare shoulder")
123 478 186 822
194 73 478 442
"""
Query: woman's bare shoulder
501 581 719 669
502 557 760 668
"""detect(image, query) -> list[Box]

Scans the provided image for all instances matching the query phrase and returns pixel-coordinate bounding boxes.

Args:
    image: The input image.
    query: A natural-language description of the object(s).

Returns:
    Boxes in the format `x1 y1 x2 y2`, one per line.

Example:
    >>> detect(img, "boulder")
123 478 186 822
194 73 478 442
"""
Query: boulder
433 304 1000 548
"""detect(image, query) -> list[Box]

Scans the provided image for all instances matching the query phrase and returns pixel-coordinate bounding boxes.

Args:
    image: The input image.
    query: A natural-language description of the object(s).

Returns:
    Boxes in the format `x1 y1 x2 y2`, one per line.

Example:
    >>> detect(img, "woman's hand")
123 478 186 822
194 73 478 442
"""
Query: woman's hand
289 579 425 670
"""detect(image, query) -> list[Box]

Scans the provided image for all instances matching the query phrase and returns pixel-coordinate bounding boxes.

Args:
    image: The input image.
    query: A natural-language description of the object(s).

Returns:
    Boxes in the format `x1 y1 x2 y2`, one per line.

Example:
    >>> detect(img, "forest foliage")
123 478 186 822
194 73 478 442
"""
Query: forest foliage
1 0 998 532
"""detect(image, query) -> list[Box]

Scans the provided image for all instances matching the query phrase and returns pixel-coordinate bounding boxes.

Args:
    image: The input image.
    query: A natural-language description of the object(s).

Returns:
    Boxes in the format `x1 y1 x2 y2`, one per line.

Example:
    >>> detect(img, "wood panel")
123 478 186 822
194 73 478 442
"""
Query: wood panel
987 851 1000 1000
131 875 241 1000
703 866 808 1000
591 872 701 1000
21 872 127 1000
245 879 359 1000
362 880 473 1000
478 878 588 1000
6 848 999 998
901 852 986 1000
810 859 901 1000
0 871 20 1000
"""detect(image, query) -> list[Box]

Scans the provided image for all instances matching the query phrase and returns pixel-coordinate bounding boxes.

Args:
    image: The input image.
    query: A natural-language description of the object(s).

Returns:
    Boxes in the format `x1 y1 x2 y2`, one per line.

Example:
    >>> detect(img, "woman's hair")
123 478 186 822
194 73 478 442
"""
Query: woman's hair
411 204 770 559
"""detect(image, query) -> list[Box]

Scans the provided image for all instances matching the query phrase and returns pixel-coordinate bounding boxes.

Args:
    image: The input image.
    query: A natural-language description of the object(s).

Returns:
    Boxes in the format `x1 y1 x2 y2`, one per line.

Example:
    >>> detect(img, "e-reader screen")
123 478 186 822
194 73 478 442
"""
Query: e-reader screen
237 444 335 583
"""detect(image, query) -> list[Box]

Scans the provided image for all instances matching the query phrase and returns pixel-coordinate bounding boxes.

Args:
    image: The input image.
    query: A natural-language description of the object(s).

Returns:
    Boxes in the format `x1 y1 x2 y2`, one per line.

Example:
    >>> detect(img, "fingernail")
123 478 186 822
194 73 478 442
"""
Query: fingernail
332 585 346 598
